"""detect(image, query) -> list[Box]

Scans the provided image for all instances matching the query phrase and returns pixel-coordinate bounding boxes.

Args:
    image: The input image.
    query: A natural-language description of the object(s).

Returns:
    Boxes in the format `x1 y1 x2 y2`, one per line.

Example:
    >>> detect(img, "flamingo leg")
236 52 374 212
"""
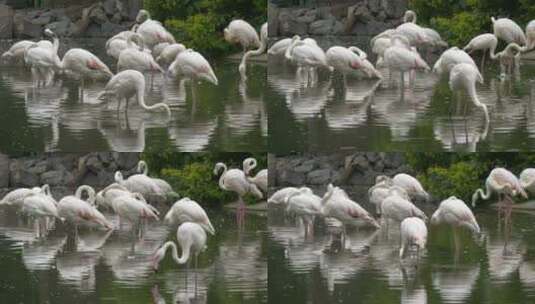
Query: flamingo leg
194 254 198 298
481 50 486 72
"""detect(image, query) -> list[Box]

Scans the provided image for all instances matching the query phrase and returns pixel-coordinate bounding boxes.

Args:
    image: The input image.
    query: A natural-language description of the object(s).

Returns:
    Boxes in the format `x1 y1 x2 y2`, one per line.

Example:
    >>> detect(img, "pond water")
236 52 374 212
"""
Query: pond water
0 39 267 153
0 207 267 304
268 200 535 304
267 56 535 152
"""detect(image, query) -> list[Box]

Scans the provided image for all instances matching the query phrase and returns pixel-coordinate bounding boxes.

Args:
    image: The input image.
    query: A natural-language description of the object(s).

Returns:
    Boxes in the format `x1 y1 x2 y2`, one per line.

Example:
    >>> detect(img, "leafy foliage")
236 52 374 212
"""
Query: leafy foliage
409 0 535 47
143 0 267 56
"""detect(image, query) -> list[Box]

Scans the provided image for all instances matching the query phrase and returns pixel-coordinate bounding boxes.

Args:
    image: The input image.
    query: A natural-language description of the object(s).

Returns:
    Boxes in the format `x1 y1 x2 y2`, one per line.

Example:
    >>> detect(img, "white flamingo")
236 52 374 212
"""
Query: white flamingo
114 170 164 202
60 48 113 99
151 222 207 272
368 184 409 215
224 19 261 54
168 49 218 100
321 184 380 233
97 70 171 116
24 31 62 88
111 192 159 227
106 31 143 60
284 187 322 237
2 40 36 64
463 33 498 70
21 191 60 237
449 63 489 123
326 46 379 85
268 37 293 57
432 47 477 76
403 10 447 53
392 173 430 201
57 185 113 230
239 22 267 80
285 35 333 86
381 193 428 229
243 157 268 192
117 33 164 75
472 167 527 207
491 17 527 46
135 10 176 49
520 168 535 195
0 186 44 208
431 196 480 251
526 20 535 51
152 42 170 59
383 35 430 88
495 42 523 77
213 162 262 222
267 187 300 205
164 197 215 235
95 183 160 216
156 43 187 68
136 160 175 196
399 217 427 258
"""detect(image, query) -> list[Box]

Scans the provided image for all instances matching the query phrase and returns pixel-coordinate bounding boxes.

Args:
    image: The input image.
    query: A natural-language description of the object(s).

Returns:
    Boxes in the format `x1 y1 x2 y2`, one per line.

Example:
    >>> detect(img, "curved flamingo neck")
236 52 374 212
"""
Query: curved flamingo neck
136 79 171 116
466 79 489 122
161 241 182 265
217 163 228 190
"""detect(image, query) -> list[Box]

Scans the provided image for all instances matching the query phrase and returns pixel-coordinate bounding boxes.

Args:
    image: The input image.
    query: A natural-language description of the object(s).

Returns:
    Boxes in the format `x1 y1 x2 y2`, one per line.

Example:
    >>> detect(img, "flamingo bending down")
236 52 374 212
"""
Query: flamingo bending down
285 187 322 237
24 32 62 88
214 162 262 223
95 183 131 211
0 186 44 208
449 63 489 123
392 173 430 202
164 197 215 235
60 48 113 99
97 70 171 116
224 19 261 54
22 191 60 237
151 222 207 272
495 43 523 77
520 168 535 195
57 185 113 230
243 157 268 192
239 22 267 80
117 33 164 84
321 184 380 242
368 184 409 215
432 196 480 232
472 168 527 208
432 47 478 76
381 193 427 230
285 35 333 87
463 33 498 71
491 17 527 46
168 49 218 101
2 40 36 63
399 217 427 258
136 160 176 197
526 20 535 51
111 192 159 228
326 46 378 86
156 43 187 68
152 42 170 59
267 187 300 205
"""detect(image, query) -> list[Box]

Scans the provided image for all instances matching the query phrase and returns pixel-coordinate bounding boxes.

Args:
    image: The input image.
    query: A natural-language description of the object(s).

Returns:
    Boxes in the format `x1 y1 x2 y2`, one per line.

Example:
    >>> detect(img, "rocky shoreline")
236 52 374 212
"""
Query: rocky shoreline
0 152 141 200
0 0 140 39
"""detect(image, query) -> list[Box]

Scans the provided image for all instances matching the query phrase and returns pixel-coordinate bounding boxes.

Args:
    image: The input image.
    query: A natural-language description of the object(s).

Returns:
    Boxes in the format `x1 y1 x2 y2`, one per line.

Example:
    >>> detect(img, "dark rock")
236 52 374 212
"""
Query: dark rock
41 170 73 186
0 5 14 39
279 170 305 186
101 21 126 35
11 167 39 187
384 0 407 19
31 14 52 26
353 3 372 23
332 21 345 34
19 17 43 38
0 154 9 188
89 6 108 25
28 161 48 175
307 169 331 185
368 0 381 14
85 155 104 173
268 2 279 36
115 153 139 169
377 10 387 21
295 9 317 24
103 0 117 16
309 19 334 35
46 19 72 37
111 12 122 24
278 11 308 36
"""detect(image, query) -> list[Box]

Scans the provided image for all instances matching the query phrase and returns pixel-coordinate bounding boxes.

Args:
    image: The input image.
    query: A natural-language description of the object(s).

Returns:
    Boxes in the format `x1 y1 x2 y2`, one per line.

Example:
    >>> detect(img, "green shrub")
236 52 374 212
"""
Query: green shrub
161 162 234 206
418 161 485 204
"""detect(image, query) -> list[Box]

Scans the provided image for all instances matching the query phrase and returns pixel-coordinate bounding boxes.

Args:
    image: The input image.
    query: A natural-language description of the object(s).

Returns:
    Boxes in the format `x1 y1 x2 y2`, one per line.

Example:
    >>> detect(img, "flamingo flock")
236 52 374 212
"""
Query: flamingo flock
270 166 535 259
0 157 267 288
269 10 535 128
1 10 266 117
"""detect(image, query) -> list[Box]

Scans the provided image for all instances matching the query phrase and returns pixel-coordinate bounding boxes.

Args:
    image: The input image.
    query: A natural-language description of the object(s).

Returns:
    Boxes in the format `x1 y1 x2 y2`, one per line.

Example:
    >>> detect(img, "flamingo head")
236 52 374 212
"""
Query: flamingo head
151 246 167 272
114 171 124 182
136 9 150 24
97 90 112 101
413 234 427 251
43 28 56 38
213 162 225 175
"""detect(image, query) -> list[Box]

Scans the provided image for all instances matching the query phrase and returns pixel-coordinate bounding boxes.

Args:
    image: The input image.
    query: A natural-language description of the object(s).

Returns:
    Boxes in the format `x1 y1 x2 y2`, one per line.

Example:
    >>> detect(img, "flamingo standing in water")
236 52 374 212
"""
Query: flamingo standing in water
0 186 46 208
224 19 261 55
2 40 36 63
24 30 62 88
60 48 113 100
284 187 322 237
267 187 300 205
526 20 535 51
238 22 267 80
111 192 159 231
491 17 527 68
114 170 165 202
97 70 171 116
383 35 430 88
136 160 176 197
214 162 262 224
156 43 187 68
243 157 268 193
463 33 498 71
21 191 60 237
399 217 427 259
285 35 333 87
57 185 113 231
326 46 379 86
168 49 218 101
368 184 409 215
164 197 215 235
449 63 489 123
381 192 427 230
432 47 477 76
431 196 480 253
268 37 293 57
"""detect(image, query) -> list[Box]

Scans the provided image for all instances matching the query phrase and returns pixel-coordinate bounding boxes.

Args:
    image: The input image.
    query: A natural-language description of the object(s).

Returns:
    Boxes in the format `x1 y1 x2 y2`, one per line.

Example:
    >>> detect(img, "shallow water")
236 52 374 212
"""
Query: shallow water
0 39 267 153
0 208 267 303
268 201 535 304
267 56 535 152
